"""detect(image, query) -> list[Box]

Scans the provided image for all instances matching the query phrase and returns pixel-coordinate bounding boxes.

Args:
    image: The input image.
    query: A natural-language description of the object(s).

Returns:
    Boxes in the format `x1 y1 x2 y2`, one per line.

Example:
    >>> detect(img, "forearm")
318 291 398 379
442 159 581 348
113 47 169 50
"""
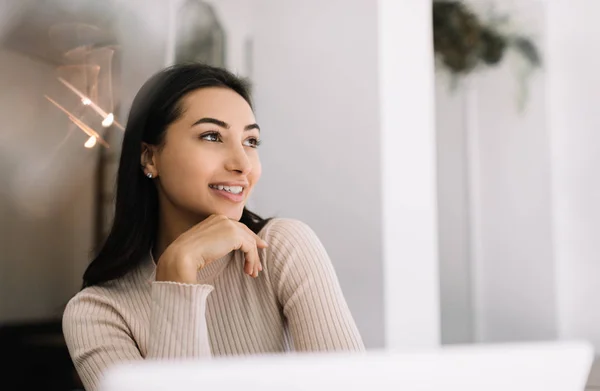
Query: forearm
147 282 214 358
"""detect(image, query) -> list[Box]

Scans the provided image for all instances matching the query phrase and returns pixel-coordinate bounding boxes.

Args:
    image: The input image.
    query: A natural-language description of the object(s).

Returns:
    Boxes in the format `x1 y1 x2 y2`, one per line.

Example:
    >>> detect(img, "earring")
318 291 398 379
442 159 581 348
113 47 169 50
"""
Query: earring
146 172 153 179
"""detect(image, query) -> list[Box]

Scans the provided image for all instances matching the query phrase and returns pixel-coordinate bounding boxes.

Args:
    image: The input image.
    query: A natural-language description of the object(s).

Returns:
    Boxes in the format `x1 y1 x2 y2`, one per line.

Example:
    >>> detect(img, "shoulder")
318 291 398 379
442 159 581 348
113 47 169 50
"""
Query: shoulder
258 218 323 249
257 218 332 271
63 285 116 324
63 273 142 327
62 286 112 346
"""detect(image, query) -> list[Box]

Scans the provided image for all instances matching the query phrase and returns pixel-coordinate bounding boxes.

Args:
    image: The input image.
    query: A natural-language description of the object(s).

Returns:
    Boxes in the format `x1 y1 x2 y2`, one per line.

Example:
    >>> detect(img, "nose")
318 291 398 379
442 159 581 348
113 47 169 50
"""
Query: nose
224 145 252 175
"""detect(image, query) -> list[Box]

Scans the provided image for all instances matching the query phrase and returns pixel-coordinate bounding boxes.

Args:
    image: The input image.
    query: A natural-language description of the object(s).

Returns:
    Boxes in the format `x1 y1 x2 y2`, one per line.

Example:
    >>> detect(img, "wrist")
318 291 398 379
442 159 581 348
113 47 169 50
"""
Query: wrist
155 248 199 284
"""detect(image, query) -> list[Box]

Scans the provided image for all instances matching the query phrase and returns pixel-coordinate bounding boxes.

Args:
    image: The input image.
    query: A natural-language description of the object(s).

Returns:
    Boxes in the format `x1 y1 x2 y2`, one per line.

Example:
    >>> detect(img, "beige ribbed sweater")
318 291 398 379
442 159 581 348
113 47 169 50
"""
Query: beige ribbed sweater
63 218 364 390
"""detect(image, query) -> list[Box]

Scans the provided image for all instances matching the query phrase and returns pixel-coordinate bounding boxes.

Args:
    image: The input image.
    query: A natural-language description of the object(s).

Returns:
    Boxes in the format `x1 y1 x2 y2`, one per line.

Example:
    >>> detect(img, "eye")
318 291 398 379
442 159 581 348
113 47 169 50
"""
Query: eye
243 137 262 148
200 132 222 142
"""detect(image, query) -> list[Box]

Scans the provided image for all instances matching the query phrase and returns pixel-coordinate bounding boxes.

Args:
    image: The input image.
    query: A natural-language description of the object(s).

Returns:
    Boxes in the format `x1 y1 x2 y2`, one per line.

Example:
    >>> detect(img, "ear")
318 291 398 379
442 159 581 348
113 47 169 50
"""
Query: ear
140 142 159 178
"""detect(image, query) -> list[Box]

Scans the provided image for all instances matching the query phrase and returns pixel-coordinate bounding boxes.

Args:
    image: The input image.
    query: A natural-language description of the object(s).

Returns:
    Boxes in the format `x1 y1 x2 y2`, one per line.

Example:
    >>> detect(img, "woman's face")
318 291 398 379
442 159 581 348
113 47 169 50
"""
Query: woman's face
150 87 262 222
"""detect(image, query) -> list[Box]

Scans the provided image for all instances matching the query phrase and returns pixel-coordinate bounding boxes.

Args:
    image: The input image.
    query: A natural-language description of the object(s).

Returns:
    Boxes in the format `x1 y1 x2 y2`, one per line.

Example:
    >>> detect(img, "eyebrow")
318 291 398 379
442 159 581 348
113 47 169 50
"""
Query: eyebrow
192 117 260 132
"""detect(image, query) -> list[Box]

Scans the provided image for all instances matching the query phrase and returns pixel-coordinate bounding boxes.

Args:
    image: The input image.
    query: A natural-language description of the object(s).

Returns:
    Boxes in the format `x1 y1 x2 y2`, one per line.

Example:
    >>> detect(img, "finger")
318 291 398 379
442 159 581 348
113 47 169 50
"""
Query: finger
249 241 261 277
239 236 261 277
226 226 253 276
252 245 261 277
236 222 269 249
238 237 254 275
244 258 253 276
248 239 260 278
238 225 264 275
240 247 252 275
241 228 262 277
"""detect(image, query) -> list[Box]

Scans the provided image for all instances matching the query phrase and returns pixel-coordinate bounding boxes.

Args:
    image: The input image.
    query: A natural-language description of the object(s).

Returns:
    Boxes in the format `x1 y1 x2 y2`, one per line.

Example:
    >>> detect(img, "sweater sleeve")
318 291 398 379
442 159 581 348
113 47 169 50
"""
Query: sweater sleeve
62 282 214 391
262 219 365 352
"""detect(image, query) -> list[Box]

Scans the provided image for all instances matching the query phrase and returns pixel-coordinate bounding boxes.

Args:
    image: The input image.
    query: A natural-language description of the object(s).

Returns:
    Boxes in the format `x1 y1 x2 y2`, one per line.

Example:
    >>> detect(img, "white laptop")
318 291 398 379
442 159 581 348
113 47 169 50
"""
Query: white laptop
100 341 594 391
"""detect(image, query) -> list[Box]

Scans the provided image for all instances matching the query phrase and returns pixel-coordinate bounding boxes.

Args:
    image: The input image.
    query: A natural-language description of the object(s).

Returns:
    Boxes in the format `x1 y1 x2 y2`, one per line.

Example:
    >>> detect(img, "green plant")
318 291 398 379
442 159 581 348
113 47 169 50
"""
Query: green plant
433 1 541 74
432 1 541 109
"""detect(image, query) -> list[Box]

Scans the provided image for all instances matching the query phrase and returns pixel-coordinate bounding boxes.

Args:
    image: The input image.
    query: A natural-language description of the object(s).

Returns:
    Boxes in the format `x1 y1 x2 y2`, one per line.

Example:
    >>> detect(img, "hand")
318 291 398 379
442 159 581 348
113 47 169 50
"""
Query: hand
155 214 268 284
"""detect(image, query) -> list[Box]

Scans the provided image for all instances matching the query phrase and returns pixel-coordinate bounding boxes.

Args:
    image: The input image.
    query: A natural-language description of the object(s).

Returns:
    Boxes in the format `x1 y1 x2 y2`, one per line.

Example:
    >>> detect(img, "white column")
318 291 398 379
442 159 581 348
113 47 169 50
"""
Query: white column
547 0 600 350
379 0 440 349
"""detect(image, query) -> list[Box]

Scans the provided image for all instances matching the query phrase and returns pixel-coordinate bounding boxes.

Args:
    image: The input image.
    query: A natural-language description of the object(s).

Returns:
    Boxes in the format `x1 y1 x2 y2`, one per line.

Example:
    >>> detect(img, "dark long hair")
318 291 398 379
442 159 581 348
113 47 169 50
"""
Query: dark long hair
82 64 270 288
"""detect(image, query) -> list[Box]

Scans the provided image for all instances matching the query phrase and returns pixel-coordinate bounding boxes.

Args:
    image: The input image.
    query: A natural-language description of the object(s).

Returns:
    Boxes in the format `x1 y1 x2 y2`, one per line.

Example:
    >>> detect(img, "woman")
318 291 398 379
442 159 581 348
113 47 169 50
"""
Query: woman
63 63 364 391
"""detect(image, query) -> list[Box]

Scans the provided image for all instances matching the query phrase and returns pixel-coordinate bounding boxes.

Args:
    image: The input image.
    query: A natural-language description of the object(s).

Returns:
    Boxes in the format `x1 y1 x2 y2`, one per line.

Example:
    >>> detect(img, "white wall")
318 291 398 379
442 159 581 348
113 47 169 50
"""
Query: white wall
436 0 557 343
435 72 473 344
116 0 171 118
249 0 385 349
472 28 556 342
547 0 600 349
165 0 253 76
204 0 253 76
438 0 600 352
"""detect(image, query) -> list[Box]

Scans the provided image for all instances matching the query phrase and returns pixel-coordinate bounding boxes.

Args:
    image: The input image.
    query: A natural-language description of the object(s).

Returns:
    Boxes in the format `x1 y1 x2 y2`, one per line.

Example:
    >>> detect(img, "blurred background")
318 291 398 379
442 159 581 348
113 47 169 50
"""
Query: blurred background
1 0 599 389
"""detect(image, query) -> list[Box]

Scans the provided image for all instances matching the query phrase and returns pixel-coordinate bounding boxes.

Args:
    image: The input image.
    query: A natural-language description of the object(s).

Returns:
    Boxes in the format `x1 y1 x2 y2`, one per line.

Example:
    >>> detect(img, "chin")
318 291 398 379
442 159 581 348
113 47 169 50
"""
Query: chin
227 211 244 221
211 206 244 221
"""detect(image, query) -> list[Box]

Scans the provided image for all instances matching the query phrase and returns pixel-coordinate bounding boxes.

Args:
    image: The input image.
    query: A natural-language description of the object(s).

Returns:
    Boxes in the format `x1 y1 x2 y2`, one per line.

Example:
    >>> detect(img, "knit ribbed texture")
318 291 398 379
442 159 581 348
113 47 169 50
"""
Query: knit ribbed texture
63 219 364 391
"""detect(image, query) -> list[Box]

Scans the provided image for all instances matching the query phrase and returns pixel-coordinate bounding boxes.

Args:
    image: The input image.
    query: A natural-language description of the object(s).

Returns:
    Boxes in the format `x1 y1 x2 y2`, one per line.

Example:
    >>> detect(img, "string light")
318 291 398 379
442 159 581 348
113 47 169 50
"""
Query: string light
57 77 124 131
101 113 114 127
45 45 120 150
46 77 121 149
44 95 109 148
84 136 97 148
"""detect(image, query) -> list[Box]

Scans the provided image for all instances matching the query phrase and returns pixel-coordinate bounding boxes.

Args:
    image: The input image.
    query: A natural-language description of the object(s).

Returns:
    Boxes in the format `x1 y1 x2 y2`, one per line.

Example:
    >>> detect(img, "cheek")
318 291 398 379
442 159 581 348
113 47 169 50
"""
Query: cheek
249 154 262 183
157 145 216 195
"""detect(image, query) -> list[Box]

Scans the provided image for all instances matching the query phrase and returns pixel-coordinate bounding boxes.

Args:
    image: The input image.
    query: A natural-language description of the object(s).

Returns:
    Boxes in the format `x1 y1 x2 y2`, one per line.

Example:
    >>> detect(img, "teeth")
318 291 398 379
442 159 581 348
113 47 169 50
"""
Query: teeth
210 185 243 195
228 186 243 194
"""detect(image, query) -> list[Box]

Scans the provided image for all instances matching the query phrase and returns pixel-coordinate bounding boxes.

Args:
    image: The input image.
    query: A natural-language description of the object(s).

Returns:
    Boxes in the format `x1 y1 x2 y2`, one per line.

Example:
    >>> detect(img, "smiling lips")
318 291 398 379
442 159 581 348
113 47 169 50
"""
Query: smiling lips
209 183 246 202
